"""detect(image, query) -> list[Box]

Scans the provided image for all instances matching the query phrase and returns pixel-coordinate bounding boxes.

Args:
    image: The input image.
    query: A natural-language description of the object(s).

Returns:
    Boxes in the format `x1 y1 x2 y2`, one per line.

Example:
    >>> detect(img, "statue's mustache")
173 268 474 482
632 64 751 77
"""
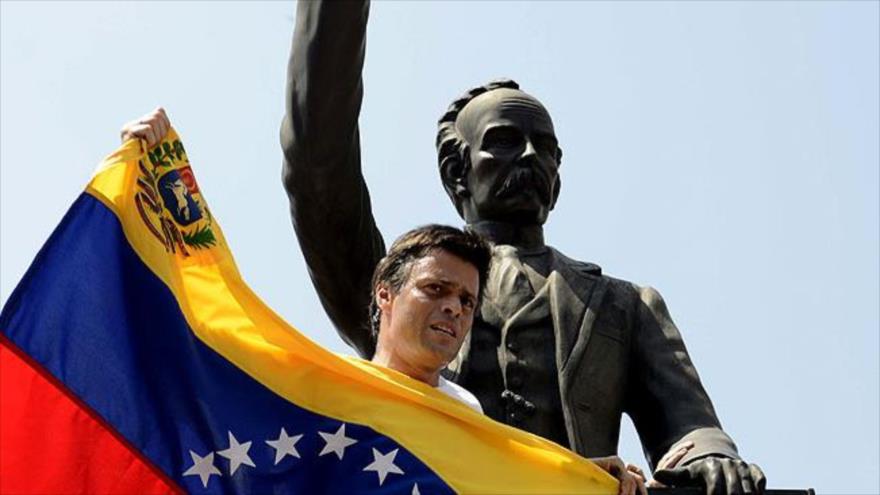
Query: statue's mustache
495 166 552 203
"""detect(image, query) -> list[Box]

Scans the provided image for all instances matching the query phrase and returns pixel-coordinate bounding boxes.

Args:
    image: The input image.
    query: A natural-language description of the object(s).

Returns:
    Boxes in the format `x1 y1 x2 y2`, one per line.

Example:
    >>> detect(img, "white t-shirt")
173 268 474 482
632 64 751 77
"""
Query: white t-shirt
436 376 484 413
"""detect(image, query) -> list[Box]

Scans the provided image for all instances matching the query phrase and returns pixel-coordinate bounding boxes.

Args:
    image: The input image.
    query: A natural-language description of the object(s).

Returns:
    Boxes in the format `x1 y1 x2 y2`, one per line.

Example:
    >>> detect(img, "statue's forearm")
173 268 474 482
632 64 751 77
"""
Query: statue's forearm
627 286 735 469
280 0 381 358
281 0 369 165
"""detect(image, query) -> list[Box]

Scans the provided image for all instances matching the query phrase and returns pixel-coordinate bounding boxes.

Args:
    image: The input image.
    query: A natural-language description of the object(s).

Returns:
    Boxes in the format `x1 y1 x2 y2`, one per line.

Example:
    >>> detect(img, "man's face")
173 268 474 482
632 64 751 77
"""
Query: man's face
376 249 480 374
454 88 560 225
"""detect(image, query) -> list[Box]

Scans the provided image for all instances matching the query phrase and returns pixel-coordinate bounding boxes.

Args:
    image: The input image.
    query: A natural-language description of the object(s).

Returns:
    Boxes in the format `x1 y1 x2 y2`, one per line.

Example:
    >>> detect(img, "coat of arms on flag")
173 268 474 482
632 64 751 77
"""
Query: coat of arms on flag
134 137 216 257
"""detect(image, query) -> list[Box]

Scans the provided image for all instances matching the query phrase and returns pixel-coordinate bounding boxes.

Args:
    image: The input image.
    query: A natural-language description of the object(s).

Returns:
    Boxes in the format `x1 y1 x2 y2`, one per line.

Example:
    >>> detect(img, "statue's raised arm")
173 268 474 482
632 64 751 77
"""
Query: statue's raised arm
281 0 382 358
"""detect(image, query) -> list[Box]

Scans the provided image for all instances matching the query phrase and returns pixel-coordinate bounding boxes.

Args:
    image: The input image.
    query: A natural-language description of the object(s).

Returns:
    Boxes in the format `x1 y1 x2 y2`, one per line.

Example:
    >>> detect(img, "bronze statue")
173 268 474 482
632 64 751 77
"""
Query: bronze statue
281 2 765 493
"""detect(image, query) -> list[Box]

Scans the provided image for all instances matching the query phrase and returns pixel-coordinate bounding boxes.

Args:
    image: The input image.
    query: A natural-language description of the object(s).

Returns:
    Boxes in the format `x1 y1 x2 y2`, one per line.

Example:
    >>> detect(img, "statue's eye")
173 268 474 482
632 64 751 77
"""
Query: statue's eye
483 128 522 149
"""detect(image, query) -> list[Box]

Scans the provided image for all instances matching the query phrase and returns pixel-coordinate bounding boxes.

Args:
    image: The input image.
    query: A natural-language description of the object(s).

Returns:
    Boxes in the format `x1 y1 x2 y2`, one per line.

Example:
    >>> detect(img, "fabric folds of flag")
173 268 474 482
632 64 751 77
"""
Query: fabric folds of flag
0 130 617 494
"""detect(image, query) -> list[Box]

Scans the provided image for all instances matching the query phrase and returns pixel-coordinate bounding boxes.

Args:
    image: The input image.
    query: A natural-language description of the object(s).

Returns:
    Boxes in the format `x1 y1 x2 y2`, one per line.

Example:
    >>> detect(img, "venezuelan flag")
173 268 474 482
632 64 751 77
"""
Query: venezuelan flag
0 130 616 494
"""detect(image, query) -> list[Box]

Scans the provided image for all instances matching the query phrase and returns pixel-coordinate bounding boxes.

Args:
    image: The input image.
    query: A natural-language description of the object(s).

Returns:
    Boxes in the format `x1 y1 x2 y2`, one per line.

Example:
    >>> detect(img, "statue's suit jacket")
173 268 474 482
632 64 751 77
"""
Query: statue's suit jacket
281 0 740 470
446 247 739 467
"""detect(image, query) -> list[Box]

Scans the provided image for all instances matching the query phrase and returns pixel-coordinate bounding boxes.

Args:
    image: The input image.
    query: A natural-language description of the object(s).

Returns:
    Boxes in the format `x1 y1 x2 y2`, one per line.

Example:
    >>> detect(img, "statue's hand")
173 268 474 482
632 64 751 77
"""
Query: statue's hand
120 107 170 148
653 456 766 495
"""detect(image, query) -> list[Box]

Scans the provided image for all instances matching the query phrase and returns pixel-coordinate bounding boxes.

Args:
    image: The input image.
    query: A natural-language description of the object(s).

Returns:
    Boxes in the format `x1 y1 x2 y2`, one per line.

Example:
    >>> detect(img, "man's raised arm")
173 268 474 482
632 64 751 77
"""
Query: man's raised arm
281 0 383 358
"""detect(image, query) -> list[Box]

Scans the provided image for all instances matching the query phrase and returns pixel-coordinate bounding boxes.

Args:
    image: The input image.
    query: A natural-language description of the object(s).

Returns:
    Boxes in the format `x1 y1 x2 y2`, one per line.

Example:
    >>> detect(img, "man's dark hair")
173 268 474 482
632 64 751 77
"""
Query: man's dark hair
369 224 492 339
435 78 563 215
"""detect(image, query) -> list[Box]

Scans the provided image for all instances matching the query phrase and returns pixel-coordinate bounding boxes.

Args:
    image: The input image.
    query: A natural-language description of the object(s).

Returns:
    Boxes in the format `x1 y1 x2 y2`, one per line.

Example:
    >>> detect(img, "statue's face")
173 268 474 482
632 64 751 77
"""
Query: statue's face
454 88 560 225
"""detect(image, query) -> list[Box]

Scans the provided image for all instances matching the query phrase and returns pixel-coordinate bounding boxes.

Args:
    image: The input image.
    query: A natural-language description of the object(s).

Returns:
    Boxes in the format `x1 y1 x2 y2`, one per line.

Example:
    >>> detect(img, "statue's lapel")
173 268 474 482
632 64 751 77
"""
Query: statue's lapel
548 249 608 377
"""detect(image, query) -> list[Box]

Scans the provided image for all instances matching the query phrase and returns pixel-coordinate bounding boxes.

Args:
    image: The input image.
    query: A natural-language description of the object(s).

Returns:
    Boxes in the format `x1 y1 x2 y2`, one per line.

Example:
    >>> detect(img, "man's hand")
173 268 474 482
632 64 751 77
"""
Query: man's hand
591 456 648 495
120 107 170 148
653 456 766 495
647 440 694 489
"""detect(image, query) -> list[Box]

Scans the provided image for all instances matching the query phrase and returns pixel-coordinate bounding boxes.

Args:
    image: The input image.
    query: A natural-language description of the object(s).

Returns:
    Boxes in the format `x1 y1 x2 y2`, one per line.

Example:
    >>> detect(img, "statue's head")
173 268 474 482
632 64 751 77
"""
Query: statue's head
436 79 562 226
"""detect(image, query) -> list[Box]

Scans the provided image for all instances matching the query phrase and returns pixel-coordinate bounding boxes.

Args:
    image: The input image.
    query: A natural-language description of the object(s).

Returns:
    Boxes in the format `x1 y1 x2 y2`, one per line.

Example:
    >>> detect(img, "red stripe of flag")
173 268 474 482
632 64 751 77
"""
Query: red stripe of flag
1 336 181 494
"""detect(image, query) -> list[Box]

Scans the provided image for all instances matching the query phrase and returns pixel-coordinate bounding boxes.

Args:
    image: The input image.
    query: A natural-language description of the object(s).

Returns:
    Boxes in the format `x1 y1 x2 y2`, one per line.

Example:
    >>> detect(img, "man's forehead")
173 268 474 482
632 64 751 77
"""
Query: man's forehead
455 88 555 140
408 251 479 291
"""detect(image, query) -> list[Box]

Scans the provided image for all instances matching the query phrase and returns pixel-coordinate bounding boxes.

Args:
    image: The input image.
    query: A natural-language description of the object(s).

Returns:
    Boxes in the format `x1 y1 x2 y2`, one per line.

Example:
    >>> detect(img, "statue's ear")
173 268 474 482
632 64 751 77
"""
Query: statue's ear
550 146 563 210
549 174 562 211
439 145 471 206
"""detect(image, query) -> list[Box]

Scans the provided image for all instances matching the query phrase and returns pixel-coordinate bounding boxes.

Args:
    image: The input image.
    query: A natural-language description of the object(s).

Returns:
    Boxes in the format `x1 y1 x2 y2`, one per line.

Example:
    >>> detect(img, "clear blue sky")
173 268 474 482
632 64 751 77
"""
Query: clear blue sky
2 2 877 493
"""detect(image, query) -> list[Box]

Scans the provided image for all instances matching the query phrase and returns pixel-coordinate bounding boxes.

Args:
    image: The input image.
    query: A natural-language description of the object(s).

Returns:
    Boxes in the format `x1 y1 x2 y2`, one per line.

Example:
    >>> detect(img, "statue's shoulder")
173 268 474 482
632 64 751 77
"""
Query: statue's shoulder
547 246 602 277
547 246 643 297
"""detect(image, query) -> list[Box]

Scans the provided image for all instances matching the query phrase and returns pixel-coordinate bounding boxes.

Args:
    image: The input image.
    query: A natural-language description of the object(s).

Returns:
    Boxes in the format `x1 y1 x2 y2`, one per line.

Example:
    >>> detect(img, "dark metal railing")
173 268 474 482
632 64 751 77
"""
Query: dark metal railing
647 489 815 495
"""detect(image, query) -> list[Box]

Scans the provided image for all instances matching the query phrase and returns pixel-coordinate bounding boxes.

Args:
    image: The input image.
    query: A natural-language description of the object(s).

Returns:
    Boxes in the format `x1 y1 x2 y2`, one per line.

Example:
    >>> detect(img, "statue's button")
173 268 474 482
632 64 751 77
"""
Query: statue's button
509 374 523 389
508 411 522 424
506 340 519 353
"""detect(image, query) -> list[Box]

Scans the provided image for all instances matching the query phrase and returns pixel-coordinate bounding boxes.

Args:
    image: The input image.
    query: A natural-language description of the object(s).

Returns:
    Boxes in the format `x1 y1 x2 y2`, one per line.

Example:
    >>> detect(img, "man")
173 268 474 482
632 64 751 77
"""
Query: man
280 2 766 494
368 224 489 413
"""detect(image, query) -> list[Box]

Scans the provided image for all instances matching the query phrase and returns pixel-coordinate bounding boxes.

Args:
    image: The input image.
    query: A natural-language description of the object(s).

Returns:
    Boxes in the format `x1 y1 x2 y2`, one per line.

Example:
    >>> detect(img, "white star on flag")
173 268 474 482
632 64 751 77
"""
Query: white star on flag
363 447 404 486
217 431 256 475
318 423 358 460
182 450 221 488
412 482 421 495
266 427 303 465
